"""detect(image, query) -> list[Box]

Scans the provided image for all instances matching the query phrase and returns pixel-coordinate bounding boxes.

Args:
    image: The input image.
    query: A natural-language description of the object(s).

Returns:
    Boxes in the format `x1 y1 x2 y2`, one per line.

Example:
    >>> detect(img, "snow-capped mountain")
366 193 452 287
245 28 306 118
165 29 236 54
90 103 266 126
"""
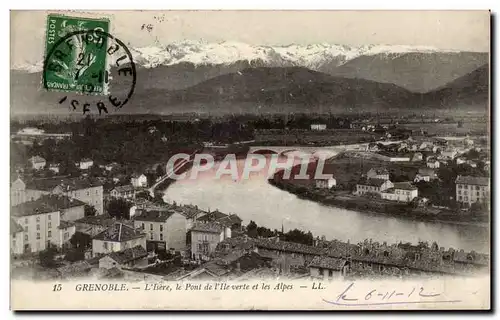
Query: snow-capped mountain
129 41 455 69
11 40 488 93
12 40 459 72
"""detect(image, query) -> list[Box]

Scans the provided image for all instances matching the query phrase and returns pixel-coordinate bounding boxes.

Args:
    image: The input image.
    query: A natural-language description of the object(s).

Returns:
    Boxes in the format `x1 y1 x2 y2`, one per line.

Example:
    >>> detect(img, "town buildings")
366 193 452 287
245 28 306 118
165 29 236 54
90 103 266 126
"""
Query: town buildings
366 168 390 180
78 158 94 170
190 222 231 261
11 177 104 215
134 209 187 252
381 182 419 203
110 185 137 200
29 156 46 170
356 178 393 196
455 176 490 207
308 256 350 280
131 173 148 188
91 223 146 257
98 245 149 270
414 168 438 182
10 196 80 254
315 177 337 189
310 124 327 131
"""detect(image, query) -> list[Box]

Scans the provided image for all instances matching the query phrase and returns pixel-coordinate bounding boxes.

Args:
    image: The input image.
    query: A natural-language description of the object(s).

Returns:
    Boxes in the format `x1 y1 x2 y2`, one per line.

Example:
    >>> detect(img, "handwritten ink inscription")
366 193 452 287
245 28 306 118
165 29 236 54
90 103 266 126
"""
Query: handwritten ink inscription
323 283 462 307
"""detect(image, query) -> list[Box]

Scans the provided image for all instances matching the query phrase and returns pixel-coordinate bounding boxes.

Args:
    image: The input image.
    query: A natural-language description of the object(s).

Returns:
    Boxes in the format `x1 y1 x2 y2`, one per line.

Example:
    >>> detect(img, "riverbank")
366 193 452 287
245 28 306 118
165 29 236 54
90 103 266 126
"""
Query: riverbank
268 178 489 227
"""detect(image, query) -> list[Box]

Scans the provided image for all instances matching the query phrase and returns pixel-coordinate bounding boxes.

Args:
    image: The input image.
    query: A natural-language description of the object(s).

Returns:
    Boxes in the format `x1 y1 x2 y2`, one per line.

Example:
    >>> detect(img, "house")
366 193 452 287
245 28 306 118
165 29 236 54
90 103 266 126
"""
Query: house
455 176 490 207
196 210 243 231
33 194 86 221
78 158 94 170
356 179 394 196
131 173 148 188
48 163 60 173
308 256 350 280
456 157 467 165
29 156 46 170
10 218 25 255
412 152 423 162
10 197 77 254
366 168 390 181
134 209 187 252
103 162 119 172
381 182 419 203
414 168 437 183
441 150 458 159
315 177 337 189
74 215 120 237
310 124 327 131
92 223 147 257
10 177 104 215
426 159 440 169
98 245 148 270
190 222 231 261
110 185 136 200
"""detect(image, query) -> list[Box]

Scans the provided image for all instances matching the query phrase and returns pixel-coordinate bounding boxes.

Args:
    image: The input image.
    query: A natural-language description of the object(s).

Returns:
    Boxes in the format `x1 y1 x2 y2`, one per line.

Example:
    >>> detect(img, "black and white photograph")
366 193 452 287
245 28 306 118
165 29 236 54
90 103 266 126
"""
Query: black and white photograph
9 10 491 310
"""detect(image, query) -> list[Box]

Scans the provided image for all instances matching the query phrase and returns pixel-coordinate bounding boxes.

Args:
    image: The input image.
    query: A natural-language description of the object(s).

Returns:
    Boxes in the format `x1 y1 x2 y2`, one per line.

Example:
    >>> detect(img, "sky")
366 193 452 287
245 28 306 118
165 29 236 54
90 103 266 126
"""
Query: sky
10 10 490 66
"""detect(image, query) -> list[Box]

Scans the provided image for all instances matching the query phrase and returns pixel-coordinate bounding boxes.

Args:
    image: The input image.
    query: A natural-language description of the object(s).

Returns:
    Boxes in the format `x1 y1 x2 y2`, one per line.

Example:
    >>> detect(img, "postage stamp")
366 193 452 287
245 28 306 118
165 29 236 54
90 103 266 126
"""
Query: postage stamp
44 14 110 94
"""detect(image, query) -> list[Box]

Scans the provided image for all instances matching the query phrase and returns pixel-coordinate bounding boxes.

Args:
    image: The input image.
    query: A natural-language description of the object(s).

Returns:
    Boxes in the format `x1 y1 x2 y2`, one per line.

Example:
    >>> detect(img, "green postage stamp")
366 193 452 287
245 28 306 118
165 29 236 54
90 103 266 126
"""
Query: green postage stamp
44 14 110 94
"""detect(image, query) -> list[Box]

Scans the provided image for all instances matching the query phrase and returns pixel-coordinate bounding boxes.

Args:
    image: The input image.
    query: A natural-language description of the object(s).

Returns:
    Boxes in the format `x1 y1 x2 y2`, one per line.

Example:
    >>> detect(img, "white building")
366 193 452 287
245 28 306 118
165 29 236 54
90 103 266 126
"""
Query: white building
131 173 148 188
455 176 490 207
315 177 337 189
426 159 440 169
310 124 327 131
10 196 79 254
11 177 104 215
92 223 147 257
356 179 394 196
366 168 390 181
78 158 94 170
134 209 188 252
190 222 231 261
29 156 46 170
381 182 419 203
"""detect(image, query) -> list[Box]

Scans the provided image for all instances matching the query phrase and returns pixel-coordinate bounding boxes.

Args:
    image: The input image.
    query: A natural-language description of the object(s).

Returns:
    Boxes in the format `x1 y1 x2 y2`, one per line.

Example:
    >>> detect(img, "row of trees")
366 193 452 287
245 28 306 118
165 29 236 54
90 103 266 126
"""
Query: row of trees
246 220 315 246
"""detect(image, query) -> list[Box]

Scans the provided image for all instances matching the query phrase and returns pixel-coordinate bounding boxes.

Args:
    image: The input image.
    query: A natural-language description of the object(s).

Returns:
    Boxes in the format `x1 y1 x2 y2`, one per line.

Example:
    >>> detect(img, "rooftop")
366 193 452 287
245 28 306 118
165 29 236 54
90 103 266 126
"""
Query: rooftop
11 195 86 217
93 223 145 242
191 222 224 234
29 156 46 163
455 176 489 186
134 210 176 223
22 177 102 191
112 184 136 193
309 256 347 271
106 245 148 265
393 182 418 191
75 215 119 227
358 178 389 187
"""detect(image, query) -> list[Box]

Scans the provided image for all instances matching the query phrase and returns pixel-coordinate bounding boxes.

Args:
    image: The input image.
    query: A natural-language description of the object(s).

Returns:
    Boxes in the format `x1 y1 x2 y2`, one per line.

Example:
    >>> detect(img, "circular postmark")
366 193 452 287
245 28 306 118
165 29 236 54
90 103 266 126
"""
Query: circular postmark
43 29 136 115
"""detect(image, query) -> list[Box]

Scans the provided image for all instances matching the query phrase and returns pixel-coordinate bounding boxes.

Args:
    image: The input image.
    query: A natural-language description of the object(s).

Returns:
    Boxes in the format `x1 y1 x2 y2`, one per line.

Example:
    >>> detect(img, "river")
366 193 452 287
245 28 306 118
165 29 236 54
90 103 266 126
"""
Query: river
164 150 489 254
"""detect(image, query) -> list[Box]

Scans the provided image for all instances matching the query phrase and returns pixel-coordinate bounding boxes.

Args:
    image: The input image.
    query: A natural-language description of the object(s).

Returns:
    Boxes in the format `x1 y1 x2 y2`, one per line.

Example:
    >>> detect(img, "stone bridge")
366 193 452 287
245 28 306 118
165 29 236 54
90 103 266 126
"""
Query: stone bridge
248 144 370 157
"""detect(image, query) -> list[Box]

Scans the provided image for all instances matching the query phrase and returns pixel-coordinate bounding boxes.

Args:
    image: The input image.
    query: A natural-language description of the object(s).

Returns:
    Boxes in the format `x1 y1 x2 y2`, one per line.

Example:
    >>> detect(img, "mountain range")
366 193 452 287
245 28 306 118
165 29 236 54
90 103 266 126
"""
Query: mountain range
10 41 489 115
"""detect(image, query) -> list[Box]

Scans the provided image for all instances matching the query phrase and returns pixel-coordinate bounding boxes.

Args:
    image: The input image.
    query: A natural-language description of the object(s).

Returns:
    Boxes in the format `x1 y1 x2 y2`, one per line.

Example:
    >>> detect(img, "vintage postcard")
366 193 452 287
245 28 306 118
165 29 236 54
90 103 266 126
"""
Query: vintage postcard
9 10 490 310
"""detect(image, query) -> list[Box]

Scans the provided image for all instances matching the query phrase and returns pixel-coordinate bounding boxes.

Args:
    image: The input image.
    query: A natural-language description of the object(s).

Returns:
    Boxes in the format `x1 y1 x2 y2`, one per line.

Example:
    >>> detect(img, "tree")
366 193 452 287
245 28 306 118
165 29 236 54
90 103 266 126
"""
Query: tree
69 232 92 249
156 164 166 178
39 247 58 268
84 205 97 217
246 220 258 238
136 191 153 201
106 198 132 219
65 248 85 262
